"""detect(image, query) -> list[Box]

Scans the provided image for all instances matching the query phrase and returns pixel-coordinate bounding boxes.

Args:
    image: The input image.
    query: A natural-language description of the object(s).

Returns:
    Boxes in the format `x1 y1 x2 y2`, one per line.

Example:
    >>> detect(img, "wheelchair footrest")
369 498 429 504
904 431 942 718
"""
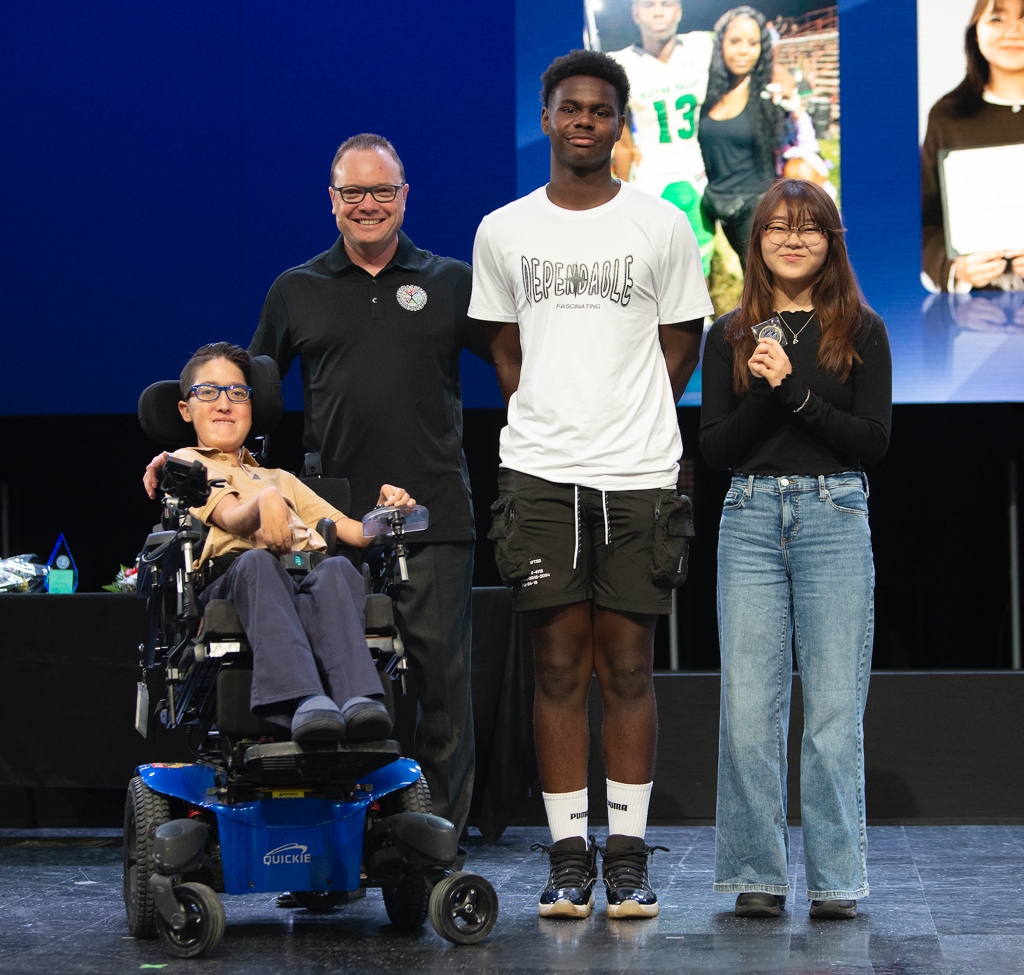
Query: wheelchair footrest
242 740 401 784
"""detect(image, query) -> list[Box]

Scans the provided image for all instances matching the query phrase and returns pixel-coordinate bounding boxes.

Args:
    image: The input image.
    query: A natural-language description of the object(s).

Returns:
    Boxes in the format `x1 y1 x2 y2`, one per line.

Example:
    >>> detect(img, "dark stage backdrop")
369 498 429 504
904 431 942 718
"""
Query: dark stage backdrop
2 404 1022 671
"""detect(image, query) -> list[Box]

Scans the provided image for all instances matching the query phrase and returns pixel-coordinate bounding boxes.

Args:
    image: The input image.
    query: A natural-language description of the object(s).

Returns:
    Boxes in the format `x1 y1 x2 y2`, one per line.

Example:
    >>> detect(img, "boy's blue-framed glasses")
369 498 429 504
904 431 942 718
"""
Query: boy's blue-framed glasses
189 383 253 403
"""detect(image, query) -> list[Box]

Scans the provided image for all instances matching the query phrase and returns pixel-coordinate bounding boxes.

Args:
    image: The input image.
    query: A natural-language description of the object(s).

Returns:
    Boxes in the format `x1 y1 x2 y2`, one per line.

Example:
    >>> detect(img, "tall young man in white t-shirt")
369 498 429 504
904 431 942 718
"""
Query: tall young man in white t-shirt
609 0 716 274
469 49 713 919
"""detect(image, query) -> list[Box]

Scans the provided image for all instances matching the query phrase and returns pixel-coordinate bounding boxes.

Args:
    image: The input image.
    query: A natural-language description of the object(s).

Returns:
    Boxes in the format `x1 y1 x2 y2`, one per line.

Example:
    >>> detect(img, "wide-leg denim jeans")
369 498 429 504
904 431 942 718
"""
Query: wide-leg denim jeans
714 473 874 901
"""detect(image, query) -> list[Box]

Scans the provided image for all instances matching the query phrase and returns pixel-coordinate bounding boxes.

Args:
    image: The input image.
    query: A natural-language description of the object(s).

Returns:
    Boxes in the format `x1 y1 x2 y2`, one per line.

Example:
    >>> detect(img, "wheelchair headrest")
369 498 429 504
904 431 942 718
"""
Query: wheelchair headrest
138 355 283 447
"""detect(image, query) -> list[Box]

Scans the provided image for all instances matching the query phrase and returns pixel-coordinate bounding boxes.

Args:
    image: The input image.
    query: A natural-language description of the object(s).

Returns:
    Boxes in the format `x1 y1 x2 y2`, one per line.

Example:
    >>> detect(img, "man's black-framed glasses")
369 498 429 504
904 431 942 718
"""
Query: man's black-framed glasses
763 223 826 246
331 183 404 204
189 383 253 403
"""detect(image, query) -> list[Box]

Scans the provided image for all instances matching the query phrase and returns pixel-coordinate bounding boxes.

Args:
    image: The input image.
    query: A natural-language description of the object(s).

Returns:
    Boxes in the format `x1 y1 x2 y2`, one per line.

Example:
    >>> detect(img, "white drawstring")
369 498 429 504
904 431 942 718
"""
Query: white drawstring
572 487 612 569
572 485 580 570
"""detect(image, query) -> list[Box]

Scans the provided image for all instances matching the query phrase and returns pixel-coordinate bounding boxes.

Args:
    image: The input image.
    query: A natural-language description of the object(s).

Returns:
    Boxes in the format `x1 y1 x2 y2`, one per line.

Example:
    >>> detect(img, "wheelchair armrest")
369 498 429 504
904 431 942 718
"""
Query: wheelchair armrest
194 599 247 661
202 599 244 637
144 530 177 551
365 593 396 634
316 517 337 556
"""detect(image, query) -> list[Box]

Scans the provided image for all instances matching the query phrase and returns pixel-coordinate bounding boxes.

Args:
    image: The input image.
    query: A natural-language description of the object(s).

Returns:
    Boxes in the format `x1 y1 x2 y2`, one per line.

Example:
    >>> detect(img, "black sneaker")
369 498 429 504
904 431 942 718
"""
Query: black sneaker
735 892 785 917
810 898 857 919
600 834 669 918
530 836 598 918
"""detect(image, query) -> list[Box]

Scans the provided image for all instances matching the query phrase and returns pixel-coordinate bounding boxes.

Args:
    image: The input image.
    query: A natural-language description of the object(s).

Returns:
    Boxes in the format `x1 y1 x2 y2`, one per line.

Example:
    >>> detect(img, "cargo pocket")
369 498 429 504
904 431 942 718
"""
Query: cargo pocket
488 493 529 584
650 492 695 589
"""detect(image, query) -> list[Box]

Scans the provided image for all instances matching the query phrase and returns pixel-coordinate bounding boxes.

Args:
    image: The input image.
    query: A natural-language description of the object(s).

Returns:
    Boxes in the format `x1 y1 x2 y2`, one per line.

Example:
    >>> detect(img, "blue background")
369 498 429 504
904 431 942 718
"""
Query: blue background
2 0 1015 414
0 0 515 414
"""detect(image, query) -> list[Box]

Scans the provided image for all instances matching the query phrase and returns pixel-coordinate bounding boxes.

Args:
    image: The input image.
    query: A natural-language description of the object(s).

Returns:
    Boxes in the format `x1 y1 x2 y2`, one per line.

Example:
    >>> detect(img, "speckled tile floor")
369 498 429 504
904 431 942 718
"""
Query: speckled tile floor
2 825 1023 974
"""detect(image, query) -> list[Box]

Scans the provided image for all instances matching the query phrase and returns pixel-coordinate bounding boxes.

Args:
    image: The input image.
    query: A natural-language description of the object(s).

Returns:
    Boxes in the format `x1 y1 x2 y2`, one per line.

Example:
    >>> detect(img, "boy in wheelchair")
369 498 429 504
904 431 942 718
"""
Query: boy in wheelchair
171 341 414 744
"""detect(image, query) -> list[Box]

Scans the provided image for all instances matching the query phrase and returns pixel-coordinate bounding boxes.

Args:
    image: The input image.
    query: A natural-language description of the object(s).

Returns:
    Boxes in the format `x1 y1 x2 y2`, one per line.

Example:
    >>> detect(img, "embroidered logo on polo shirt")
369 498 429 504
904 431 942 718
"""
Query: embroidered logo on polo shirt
396 284 428 311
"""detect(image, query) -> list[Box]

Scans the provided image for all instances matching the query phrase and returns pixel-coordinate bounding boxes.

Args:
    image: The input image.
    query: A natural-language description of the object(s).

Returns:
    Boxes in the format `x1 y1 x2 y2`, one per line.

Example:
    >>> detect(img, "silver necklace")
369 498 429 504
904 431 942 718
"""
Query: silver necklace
778 310 816 345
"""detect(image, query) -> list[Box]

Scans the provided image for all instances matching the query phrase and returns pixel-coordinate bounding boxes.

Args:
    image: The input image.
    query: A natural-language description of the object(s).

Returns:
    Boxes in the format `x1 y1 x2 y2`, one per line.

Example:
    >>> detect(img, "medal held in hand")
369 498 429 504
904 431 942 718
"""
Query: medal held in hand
751 315 788 346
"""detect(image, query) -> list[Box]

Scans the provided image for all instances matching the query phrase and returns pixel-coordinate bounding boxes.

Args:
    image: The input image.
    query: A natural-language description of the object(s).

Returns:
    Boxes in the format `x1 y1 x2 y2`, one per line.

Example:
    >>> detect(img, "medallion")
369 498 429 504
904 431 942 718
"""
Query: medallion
396 284 428 312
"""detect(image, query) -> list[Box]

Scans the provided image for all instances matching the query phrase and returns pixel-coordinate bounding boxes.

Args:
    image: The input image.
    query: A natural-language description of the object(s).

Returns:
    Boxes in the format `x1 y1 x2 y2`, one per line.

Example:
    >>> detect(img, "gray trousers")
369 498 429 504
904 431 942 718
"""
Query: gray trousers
201 549 381 712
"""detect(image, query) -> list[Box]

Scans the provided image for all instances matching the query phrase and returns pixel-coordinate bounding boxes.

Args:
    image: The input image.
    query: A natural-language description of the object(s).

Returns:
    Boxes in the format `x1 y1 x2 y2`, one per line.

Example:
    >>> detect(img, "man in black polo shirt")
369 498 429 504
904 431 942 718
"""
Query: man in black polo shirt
249 133 478 836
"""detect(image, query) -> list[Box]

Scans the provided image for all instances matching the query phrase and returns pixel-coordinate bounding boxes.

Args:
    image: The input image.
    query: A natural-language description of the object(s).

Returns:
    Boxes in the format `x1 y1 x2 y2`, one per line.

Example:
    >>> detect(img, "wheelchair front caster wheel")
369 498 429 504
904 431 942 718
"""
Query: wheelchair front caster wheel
155 882 225 958
428 871 498 944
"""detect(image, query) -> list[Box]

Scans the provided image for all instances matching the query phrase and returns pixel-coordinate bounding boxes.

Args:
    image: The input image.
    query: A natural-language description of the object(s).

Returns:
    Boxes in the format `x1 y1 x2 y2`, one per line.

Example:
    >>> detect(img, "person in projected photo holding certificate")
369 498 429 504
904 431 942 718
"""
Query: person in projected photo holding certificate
922 0 1024 292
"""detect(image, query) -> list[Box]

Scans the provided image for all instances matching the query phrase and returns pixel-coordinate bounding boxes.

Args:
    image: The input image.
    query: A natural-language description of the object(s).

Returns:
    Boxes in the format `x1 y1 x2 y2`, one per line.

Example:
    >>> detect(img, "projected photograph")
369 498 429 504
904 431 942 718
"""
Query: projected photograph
584 0 840 325
916 0 1024 401
919 0 1024 294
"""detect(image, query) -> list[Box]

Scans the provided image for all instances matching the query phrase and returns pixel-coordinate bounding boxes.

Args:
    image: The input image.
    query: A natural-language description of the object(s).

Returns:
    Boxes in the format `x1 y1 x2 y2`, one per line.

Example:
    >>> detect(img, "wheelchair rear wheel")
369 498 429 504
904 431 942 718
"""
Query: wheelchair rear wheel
428 871 499 944
380 774 432 930
123 776 171 938
155 881 225 958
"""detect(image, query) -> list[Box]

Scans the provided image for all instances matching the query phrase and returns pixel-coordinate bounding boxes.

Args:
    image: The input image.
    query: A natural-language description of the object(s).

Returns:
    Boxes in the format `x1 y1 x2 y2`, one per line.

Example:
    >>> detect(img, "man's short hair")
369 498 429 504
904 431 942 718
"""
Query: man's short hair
540 50 630 115
330 133 406 184
180 342 251 400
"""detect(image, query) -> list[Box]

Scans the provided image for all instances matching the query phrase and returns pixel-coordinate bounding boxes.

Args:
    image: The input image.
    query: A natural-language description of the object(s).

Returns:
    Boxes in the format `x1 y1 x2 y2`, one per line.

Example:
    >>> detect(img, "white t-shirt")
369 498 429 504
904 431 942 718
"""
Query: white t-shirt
609 33 715 196
468 182 714 490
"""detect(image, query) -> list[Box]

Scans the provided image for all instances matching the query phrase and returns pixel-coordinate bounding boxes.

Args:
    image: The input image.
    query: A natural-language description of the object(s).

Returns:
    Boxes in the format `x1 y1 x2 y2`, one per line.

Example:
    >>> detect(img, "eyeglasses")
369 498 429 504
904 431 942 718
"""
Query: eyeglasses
763 222 826 246
330 183 404 204
189 383 253 403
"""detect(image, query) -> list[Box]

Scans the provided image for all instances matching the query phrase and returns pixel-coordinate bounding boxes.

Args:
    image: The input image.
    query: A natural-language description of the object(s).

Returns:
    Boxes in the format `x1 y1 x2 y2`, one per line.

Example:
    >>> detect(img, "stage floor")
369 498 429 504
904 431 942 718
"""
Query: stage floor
2 825 1022 974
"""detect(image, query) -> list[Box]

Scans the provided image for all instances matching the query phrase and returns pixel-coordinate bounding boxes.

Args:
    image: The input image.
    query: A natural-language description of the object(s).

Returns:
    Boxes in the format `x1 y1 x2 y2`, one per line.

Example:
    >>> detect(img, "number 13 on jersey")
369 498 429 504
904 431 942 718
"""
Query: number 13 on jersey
653 94 698 143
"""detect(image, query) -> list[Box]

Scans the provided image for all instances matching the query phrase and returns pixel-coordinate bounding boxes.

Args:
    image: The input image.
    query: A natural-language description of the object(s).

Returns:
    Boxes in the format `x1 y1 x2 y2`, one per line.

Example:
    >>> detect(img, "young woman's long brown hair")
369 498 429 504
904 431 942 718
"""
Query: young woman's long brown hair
724 179 866 394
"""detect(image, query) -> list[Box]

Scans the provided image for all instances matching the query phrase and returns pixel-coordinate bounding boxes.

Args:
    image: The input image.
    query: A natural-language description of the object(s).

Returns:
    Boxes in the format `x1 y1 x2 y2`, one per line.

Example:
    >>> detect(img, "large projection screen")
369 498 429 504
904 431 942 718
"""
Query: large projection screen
516 0 1024 404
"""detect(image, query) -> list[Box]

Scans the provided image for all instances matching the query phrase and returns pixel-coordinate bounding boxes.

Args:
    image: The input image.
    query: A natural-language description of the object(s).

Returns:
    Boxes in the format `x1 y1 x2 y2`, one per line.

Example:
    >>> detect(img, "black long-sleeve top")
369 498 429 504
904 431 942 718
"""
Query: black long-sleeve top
699 308 892 475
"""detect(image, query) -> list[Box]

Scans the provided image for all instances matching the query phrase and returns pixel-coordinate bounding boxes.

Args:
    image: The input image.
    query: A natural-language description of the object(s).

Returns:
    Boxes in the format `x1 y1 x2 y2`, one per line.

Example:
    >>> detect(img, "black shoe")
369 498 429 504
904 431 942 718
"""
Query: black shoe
291 695 346 742
600 835 669 919
531 836 598 918
340 697 393 741
810 898 857 919
735 892 784 918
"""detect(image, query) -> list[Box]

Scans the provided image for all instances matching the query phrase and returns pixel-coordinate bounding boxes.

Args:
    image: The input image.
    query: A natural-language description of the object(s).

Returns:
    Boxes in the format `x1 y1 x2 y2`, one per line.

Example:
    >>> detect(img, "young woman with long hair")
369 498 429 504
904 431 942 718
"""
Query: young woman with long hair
698 5 787 267
699 179 891 920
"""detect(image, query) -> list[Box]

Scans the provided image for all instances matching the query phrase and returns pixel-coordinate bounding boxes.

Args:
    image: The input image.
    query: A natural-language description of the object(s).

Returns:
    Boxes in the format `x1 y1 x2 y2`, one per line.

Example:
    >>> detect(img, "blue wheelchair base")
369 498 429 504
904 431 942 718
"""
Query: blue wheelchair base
138 756 422 895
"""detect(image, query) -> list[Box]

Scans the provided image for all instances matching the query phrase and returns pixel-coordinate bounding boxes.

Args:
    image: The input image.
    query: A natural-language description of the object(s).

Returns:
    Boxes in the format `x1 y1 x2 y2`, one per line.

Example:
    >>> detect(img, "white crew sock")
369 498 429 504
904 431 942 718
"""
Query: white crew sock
606 779 653 839
542 788 589 843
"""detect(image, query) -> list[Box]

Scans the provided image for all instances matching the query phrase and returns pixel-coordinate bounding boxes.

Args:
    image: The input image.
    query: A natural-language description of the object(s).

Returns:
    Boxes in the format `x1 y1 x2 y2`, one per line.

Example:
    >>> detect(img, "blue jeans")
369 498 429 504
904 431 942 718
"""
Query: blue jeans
714 474 874 901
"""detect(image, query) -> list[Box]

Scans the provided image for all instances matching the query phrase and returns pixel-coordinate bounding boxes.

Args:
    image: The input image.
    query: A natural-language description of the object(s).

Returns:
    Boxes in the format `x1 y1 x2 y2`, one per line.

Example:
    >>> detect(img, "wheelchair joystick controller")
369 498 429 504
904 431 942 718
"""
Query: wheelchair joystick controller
362 505 429 585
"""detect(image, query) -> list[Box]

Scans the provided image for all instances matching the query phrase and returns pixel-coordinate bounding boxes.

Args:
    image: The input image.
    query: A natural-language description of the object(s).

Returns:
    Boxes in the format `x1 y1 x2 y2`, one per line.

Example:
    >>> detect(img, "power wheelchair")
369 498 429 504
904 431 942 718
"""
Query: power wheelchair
124 356 497 957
